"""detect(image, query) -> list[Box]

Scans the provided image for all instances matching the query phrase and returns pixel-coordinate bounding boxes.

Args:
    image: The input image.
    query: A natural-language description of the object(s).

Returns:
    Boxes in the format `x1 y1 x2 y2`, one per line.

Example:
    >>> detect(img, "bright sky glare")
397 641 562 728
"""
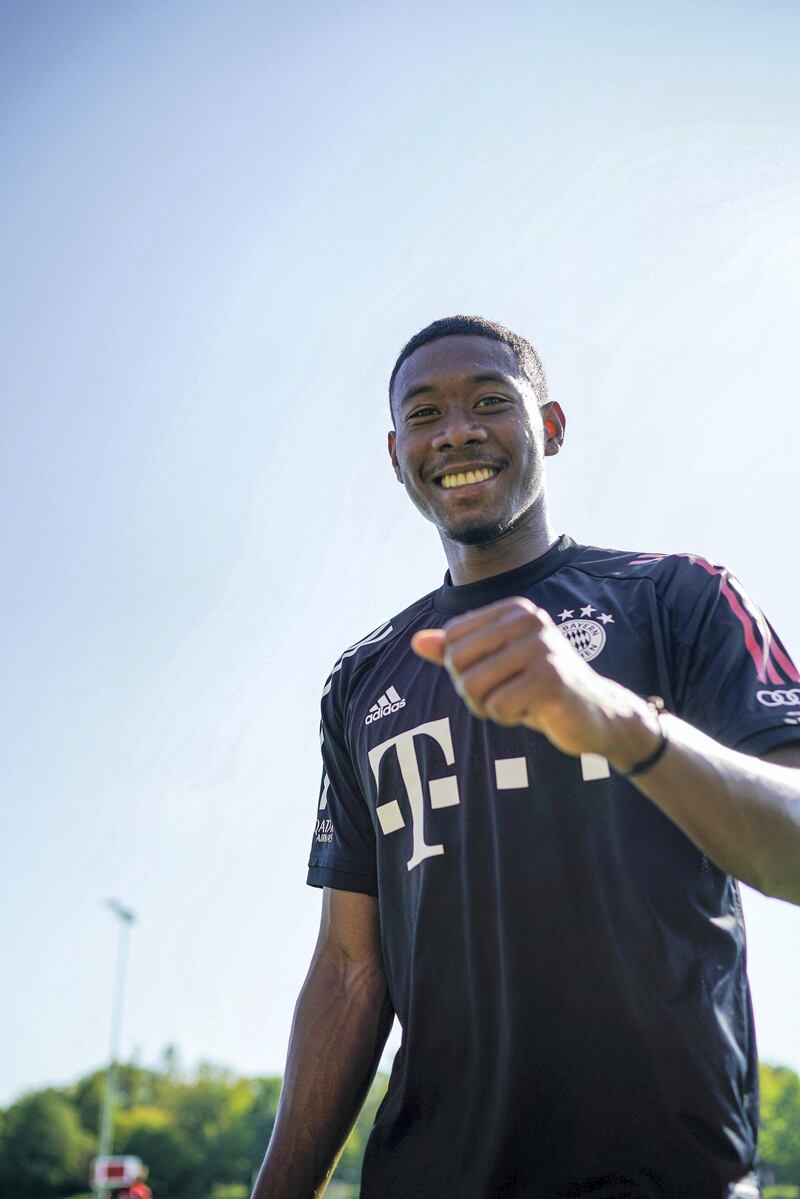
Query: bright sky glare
2 0 799 1106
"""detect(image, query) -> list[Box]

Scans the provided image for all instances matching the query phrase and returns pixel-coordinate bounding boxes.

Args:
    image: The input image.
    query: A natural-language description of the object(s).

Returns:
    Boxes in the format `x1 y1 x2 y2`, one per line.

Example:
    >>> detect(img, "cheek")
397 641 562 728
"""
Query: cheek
394 438 423 482
512 428 544 494
394 447 410 482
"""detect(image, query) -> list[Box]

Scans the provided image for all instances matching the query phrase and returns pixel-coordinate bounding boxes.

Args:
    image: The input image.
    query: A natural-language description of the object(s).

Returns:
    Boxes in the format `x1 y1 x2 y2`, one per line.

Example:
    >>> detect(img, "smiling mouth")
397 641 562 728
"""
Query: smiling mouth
436 467 500 490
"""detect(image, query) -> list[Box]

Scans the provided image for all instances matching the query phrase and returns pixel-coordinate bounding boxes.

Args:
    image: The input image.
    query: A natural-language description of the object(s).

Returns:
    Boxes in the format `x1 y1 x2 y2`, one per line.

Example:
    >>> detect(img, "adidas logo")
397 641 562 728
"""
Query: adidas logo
365 685 406 725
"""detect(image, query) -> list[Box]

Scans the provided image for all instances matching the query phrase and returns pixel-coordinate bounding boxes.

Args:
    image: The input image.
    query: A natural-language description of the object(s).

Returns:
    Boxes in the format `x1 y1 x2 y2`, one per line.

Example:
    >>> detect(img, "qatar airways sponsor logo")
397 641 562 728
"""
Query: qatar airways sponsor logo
314 817 333 844
756 688 800 707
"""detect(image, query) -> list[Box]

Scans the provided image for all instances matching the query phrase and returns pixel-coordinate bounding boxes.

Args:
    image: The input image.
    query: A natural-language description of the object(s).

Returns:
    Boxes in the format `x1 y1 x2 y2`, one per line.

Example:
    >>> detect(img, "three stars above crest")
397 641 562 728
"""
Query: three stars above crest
557 605 615 625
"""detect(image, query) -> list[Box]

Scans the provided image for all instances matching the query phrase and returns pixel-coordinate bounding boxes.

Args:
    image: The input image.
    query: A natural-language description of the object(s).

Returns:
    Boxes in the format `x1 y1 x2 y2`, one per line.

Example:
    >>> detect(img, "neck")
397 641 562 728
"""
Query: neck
440 493 557 586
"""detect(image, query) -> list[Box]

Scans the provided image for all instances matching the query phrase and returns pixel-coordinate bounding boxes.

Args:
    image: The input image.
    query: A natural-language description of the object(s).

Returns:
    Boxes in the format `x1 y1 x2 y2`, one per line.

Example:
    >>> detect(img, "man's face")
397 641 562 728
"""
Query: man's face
388 335 559 545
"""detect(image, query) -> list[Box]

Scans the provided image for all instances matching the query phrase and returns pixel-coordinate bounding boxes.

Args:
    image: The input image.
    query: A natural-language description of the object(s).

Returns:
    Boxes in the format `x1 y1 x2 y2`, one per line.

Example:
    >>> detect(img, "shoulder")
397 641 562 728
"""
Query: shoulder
564 544 748 647
569 545 775 667
321 589 437 709
567 543 727 603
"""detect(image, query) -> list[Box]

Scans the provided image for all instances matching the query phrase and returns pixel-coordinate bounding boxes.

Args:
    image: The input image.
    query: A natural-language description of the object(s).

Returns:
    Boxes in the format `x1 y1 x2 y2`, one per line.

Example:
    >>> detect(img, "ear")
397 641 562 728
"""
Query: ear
542 402 566 456
387 430 404 482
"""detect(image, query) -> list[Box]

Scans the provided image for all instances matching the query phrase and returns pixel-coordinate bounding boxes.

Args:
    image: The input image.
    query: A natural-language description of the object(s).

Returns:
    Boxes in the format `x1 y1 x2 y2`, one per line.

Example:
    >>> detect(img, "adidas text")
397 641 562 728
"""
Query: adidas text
366 692 406 724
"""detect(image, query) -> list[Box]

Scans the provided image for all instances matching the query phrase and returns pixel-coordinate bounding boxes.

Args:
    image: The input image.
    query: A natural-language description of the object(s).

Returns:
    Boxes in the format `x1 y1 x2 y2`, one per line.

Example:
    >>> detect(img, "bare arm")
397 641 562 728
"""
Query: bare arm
413 599 800 906
251 888 394 1199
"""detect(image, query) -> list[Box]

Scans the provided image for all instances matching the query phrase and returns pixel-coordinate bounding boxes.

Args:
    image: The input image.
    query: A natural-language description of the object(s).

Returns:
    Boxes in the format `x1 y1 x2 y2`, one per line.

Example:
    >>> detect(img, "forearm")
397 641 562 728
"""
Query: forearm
414 597 800 903
604 698 800 904
251 946 394 1199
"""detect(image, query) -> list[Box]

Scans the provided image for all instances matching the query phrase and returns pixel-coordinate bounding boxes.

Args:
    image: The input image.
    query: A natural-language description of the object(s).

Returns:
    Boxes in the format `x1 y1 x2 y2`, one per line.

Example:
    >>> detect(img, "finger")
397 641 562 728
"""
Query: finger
444 595 544 639
444 606 545 675
482 667 556 728
455 635 545 714
411 628 446 664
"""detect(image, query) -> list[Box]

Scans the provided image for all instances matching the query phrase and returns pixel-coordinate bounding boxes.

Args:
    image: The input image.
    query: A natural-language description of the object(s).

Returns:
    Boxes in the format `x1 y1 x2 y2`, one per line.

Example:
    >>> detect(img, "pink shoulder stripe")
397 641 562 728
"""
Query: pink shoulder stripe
630 552 799 685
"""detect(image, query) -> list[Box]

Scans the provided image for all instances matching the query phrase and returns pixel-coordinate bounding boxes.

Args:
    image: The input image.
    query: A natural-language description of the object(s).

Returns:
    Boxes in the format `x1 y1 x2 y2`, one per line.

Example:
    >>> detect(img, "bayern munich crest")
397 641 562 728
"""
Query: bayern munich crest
555 604 614 662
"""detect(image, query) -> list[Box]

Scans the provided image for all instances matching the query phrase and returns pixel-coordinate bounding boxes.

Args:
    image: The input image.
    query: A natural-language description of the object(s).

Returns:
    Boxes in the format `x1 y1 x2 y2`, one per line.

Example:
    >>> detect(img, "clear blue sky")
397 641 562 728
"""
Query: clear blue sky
2 0 799 1106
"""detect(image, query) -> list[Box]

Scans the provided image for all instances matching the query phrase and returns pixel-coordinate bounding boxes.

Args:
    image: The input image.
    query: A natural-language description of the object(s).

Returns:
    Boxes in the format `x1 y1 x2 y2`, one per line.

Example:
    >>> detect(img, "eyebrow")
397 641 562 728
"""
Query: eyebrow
399 371 518 409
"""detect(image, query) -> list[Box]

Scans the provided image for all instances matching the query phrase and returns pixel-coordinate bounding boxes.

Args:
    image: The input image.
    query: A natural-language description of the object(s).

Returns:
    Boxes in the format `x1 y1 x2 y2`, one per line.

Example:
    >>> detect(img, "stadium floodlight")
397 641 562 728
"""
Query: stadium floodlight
93 899 137 1199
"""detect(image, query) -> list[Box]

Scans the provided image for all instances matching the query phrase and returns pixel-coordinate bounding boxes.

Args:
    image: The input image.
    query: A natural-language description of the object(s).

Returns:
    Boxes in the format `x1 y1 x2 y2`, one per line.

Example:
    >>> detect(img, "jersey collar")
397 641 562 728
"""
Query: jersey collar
434 535 581 615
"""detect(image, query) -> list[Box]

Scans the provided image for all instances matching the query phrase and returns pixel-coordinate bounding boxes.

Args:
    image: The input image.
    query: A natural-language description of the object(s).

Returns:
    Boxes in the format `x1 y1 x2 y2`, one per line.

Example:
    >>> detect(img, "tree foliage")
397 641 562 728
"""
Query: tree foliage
0 1057 796 1197
0 1090 93 1199
760 1063 800 1185
0 1056 385 1199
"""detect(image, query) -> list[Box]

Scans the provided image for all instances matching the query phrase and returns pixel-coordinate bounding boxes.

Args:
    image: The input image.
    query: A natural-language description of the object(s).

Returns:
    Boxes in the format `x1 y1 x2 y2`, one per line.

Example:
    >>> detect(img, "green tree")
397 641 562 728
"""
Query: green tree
115 1104 194 1198
760 1064 800 1185
69 1069 105 1137
0 1090 92 1199
68 1062 165 1140
118 1062 259 1199
241 1076 282 1185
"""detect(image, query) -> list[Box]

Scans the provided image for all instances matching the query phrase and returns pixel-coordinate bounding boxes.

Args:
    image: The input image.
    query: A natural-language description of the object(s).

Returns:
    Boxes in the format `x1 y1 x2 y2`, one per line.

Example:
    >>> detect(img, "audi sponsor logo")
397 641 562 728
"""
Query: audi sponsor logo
756 688 800 707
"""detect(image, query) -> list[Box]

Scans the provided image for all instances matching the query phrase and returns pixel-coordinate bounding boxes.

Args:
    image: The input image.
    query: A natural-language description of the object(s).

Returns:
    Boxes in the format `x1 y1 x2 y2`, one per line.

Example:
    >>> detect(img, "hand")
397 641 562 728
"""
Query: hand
411 596 653 761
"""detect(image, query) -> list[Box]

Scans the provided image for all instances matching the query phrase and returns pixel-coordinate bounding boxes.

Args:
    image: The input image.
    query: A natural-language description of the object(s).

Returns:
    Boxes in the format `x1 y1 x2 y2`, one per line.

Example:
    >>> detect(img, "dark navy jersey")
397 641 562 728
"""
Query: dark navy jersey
306 536 800 1199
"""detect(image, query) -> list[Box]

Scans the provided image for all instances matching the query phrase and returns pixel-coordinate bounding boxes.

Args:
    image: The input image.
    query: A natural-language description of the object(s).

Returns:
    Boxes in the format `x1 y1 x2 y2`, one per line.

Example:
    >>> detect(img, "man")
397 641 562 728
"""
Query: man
120 1166 153 1199
253 316 800 1199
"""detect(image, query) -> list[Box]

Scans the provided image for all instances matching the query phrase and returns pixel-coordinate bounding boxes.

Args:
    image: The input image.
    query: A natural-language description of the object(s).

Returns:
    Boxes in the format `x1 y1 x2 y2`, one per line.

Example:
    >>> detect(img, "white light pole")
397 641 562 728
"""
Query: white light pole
95 899 136 1199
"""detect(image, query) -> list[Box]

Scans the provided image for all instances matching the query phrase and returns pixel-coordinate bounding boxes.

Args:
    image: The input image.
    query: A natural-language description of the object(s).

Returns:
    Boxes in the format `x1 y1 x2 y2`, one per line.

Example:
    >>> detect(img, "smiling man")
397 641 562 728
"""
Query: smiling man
253 316 800 1199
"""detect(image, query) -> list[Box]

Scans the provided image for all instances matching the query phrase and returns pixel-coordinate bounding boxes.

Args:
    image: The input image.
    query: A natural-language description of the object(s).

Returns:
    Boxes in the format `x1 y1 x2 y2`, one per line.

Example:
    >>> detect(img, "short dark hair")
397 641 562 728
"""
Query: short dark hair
389 315 548 412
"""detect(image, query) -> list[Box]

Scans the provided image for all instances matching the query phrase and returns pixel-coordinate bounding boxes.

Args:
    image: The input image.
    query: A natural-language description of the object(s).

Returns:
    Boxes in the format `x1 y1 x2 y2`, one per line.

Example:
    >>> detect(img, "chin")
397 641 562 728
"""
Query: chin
440 497 538 546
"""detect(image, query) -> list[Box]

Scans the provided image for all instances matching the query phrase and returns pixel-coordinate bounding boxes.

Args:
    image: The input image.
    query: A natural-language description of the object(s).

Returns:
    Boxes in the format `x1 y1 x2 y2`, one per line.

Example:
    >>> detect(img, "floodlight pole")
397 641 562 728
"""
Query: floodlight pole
95 899 136 1198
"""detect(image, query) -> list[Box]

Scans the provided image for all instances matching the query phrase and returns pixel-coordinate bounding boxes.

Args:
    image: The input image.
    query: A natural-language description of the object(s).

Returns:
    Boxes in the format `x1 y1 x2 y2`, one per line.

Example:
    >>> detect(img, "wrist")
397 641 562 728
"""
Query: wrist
602 692 665 775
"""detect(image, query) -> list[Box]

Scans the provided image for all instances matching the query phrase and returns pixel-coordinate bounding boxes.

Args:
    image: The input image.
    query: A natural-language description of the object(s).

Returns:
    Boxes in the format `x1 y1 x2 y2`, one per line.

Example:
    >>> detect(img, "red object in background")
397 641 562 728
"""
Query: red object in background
91 1157 146 1189
128 1184 152 1199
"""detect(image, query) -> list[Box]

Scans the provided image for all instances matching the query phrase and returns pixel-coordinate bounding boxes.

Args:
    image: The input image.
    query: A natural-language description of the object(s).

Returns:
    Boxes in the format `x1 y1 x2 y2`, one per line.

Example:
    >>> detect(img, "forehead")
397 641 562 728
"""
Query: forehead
394 335 522 402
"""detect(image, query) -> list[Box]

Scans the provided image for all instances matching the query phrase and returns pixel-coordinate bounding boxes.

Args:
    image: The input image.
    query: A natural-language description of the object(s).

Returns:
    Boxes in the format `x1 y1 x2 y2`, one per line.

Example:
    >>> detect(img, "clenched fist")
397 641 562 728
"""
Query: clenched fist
411 597 657 764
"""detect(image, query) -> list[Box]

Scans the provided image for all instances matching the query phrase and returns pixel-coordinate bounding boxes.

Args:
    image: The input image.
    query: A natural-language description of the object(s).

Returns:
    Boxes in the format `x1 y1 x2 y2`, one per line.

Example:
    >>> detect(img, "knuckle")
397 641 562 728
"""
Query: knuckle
444 613 467 636
444 643 467 674
485 696 514 726
511 597 545 627
460 669 483 704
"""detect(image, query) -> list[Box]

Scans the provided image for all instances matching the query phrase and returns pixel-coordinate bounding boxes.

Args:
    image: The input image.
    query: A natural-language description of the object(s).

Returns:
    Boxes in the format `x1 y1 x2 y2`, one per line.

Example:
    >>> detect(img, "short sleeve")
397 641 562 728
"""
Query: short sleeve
306 672 378 896
668 559 800 756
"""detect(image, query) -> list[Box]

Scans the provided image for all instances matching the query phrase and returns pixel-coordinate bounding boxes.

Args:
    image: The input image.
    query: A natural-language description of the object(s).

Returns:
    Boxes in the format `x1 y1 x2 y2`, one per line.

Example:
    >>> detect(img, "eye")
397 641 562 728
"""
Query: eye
477 394 510 408
406 405 439 421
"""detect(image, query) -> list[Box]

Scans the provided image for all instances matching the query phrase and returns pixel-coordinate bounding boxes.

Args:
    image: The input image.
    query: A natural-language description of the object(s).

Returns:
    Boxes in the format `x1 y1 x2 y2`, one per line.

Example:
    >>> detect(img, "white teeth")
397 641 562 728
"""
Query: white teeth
439 467 498 489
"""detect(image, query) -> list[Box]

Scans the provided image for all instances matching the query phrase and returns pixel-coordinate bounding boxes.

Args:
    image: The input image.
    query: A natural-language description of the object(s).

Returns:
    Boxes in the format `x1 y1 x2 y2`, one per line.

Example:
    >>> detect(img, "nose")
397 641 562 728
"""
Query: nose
431 409 489 451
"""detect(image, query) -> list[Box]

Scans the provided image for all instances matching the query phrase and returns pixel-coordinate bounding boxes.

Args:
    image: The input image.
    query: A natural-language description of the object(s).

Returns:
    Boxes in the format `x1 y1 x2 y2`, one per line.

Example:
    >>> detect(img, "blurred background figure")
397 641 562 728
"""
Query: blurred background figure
119 1165 152 1199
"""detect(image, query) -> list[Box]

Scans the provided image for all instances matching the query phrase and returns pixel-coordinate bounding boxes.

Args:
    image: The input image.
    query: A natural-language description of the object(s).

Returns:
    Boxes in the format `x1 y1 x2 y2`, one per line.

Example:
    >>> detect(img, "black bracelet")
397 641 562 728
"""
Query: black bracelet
621 696 669 779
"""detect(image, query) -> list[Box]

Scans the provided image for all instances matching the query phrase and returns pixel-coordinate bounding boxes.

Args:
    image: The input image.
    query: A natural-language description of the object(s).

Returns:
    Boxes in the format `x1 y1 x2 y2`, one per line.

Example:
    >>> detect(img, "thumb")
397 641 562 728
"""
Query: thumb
411 628 446 664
